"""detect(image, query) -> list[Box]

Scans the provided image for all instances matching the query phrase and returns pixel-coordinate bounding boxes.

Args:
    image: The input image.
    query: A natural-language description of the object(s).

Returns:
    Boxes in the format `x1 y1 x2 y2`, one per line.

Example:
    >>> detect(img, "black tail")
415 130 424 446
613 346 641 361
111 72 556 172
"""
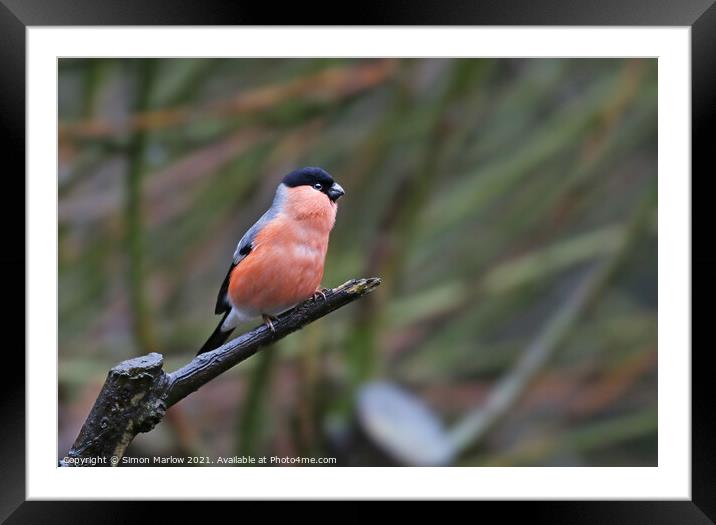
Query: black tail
197 311 234 355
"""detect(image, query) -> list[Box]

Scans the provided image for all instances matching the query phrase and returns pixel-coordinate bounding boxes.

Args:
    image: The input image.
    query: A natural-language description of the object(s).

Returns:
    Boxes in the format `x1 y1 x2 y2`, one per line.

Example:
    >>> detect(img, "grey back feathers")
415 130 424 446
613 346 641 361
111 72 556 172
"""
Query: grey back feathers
214 183 288 314
232 183 287 264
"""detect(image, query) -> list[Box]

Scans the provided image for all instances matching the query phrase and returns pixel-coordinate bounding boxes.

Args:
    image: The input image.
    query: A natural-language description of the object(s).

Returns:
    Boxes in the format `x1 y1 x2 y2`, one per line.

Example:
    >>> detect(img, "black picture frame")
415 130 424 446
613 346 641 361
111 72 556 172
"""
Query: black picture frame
2 1 712 521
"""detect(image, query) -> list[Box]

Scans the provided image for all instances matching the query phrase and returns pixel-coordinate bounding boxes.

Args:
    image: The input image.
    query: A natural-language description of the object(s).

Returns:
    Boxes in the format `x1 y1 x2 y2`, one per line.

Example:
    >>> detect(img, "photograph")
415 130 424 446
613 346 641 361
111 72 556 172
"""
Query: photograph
57 57 658 468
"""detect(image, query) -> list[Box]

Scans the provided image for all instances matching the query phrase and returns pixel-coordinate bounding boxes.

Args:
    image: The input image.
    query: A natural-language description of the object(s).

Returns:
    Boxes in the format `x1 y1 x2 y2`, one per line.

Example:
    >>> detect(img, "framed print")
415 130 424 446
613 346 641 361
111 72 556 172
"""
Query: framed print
2 0 712 521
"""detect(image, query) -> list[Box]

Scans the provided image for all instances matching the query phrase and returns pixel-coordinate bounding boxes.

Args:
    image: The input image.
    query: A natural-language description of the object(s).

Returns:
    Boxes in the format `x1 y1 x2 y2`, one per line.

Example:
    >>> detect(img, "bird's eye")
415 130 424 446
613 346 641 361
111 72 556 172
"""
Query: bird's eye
313 183 323 190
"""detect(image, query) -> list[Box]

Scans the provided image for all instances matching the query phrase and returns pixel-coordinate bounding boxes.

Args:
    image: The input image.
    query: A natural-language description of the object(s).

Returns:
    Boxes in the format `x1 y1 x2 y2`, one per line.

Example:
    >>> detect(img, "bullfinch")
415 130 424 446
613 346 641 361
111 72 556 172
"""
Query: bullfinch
197 167 345 355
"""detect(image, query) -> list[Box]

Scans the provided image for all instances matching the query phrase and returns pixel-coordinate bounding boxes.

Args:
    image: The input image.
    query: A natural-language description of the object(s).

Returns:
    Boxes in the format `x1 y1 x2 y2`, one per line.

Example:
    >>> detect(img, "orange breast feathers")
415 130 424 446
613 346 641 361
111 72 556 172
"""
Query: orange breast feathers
227 186 337 316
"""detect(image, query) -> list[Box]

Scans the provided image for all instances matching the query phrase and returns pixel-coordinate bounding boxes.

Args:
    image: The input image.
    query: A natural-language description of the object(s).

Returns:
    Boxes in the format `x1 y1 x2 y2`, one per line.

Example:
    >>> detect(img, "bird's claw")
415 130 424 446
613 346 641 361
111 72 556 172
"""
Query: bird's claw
262 314 278 333
312 288 328 302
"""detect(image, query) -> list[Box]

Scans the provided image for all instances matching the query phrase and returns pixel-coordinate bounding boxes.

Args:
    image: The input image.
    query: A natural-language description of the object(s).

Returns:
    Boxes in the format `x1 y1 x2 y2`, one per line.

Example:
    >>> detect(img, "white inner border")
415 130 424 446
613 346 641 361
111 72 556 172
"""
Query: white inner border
28 27 690 500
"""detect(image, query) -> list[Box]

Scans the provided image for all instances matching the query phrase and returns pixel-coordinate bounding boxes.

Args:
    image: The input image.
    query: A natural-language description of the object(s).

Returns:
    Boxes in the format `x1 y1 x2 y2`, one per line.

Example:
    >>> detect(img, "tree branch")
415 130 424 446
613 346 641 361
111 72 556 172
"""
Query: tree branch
60 277 381 467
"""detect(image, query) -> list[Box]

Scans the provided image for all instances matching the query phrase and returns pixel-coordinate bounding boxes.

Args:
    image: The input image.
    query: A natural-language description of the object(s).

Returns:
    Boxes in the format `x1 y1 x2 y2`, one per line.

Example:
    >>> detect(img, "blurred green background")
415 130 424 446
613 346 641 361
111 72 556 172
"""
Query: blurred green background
58 58 657 466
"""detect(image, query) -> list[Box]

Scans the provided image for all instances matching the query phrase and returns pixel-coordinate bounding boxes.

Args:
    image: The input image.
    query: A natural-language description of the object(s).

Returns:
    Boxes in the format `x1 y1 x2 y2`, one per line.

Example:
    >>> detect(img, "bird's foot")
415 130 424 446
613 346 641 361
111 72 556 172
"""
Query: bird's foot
312 288 328 302
262 314 278 333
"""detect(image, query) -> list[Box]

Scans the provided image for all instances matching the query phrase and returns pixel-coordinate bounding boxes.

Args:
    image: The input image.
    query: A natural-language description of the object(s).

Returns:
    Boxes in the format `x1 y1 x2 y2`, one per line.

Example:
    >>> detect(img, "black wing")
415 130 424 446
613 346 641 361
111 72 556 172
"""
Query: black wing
214 244 251 314
213 206 278 315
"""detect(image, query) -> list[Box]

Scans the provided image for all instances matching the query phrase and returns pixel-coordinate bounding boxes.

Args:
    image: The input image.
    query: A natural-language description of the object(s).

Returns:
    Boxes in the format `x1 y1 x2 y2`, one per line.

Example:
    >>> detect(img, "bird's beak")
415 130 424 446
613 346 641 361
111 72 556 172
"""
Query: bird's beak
327 182 345 202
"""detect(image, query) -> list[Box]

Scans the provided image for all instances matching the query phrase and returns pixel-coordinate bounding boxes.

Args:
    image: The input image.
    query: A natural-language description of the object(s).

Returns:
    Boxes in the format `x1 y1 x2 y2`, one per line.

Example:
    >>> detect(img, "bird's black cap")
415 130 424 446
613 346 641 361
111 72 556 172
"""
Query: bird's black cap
282 167 334 188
